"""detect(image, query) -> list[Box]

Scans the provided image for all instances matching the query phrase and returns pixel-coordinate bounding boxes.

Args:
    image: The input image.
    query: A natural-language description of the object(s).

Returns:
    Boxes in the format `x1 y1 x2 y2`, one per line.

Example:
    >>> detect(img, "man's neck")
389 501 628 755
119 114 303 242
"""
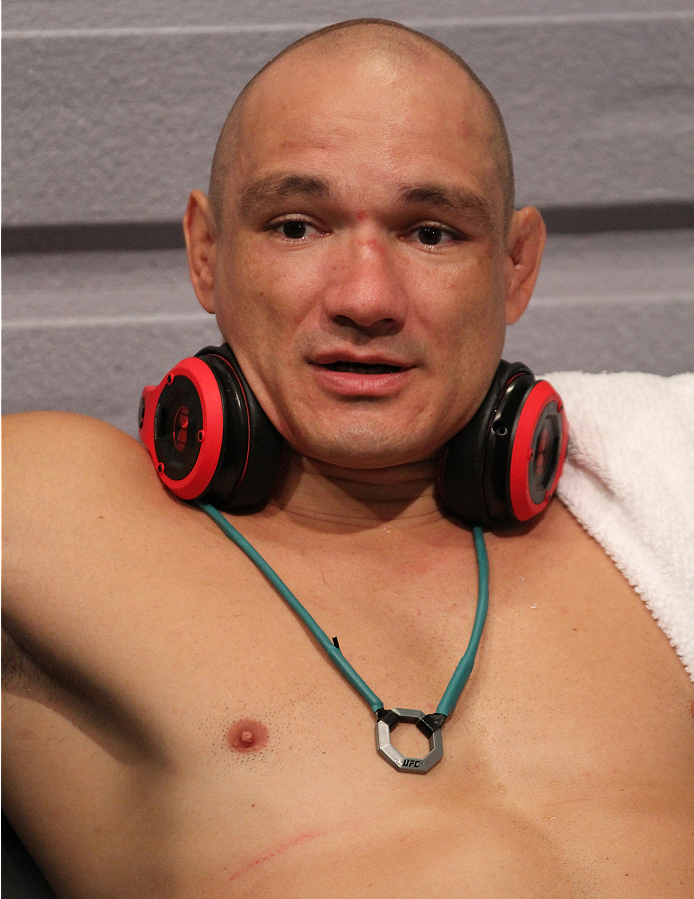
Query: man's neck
264 449 445 533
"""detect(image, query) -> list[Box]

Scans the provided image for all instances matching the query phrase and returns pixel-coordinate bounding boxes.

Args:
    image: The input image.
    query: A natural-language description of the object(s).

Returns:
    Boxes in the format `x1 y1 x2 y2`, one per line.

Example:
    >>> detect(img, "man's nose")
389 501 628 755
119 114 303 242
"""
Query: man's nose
322 234 407 335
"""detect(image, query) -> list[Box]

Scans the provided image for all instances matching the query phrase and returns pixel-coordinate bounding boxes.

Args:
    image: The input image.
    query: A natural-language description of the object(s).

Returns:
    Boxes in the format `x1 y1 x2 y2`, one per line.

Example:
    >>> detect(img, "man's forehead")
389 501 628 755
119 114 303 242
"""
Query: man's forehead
233 38 492 174
240 30 482 127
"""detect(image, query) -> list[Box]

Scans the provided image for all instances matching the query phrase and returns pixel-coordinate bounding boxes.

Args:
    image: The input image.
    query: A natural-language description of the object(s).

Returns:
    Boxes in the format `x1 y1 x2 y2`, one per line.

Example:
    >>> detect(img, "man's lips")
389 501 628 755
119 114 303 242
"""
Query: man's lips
310 350 413 372
309 355 413 396
320 361 402 375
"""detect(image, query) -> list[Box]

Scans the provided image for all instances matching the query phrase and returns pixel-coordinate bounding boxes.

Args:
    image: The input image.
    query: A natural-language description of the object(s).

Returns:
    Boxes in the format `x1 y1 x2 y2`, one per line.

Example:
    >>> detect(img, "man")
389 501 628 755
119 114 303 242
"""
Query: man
3 19 693 899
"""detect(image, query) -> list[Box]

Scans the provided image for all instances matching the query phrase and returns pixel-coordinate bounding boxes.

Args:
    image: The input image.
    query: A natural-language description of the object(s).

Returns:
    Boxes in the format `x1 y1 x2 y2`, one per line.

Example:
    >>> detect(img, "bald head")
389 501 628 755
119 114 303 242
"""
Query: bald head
208 19 514 231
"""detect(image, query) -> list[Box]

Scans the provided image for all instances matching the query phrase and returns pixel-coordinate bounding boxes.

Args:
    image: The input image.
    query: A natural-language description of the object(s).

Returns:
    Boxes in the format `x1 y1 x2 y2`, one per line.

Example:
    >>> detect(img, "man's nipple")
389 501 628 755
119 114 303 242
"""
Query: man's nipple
227 719 269 753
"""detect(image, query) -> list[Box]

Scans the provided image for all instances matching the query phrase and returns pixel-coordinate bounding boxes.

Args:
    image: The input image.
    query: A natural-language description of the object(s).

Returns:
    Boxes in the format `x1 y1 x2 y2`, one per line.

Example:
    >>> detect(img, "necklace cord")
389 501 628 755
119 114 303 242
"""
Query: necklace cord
436 526 489 716
198 503 488 719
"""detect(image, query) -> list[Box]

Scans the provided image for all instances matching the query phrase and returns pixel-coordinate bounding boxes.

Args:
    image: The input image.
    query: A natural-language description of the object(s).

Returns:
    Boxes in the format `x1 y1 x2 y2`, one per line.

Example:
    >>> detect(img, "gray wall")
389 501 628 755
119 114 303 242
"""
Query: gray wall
4 1 694 223
3 0 693 435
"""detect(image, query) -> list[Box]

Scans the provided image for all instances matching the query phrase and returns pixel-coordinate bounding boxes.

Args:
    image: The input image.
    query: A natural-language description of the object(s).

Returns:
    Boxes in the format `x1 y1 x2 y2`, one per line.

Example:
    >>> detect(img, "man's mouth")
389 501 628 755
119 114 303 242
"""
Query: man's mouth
321 362 402 374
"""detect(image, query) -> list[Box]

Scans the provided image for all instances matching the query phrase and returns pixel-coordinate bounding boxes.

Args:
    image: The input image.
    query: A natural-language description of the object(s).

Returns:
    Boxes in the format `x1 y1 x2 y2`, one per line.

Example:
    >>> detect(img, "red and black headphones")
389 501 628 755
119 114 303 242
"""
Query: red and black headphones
139 343 568 527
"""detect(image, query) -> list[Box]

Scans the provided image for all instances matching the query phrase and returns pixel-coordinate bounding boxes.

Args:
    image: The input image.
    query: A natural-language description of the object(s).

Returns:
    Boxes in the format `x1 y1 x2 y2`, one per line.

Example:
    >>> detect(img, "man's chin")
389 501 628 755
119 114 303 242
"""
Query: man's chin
289 428 441 472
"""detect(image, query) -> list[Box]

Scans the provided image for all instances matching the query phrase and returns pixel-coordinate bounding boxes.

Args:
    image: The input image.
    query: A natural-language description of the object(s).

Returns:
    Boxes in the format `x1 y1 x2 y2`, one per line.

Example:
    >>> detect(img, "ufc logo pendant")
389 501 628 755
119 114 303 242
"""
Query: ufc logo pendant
375 708 444 774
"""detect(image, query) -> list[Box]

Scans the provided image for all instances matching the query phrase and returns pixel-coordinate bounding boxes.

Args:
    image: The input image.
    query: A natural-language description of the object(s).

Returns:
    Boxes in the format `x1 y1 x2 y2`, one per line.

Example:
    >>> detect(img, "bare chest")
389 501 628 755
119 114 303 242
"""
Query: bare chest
109 501 694 894
77 500 687 813
75 498 692 780
7 500 693 898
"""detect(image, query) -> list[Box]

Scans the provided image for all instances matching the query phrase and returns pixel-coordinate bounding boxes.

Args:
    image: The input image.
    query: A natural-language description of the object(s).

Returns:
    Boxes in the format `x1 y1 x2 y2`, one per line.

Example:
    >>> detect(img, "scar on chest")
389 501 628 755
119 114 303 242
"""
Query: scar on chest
226 719 269 753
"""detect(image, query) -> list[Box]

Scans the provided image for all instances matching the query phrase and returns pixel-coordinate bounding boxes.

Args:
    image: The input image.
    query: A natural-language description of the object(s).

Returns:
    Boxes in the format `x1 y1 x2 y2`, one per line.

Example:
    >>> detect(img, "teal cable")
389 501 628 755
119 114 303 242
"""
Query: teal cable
198 503 489 720
436 526 489 716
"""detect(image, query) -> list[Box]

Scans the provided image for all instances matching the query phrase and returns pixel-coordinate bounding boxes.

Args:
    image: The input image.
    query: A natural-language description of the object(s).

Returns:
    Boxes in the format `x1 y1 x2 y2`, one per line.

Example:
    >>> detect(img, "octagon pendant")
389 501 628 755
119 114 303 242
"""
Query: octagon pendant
376 708 444 774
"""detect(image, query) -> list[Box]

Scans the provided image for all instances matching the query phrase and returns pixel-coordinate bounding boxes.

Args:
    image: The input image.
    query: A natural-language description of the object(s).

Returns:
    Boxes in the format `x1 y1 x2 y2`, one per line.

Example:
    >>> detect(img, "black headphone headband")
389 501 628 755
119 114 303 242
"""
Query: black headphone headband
139 343 568 525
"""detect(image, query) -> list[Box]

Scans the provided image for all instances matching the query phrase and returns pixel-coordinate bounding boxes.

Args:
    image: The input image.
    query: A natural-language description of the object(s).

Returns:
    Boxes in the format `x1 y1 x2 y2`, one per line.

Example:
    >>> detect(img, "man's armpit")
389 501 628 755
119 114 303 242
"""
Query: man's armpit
2 627 57 700
2 626 164 768
1 626 110 732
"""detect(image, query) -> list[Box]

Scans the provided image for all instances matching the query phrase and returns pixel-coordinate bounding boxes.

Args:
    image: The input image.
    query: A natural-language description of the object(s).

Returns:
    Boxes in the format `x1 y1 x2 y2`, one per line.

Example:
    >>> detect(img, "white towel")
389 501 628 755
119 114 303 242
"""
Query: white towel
543 371 694 680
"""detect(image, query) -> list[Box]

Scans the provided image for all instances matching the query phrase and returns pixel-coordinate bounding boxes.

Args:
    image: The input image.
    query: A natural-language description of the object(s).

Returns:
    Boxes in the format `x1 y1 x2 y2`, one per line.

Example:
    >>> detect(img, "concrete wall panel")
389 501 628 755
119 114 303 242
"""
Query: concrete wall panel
4 11 693 225
6 1 692 30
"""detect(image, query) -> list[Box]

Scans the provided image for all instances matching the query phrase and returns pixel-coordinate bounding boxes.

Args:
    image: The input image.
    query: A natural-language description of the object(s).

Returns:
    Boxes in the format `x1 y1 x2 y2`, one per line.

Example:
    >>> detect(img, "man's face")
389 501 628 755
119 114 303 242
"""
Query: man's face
208 41 518 469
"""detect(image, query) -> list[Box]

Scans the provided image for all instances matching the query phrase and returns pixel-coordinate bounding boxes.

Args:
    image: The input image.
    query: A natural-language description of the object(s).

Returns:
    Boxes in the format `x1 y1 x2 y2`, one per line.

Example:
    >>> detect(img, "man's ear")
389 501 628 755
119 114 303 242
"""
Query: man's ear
183 190 217 314
503 206 546 325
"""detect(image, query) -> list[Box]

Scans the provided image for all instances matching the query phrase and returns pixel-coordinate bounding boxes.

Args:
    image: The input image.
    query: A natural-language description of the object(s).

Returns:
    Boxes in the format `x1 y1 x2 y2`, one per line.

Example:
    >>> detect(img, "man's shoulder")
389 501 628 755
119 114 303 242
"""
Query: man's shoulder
1 412 196 650
2 412 173 576
3 411 159 506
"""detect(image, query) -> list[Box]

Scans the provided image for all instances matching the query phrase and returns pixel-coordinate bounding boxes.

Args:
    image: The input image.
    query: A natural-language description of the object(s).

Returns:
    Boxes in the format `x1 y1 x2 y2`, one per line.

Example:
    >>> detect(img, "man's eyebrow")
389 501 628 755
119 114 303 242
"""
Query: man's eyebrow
239 174 332 217
397 184 497 231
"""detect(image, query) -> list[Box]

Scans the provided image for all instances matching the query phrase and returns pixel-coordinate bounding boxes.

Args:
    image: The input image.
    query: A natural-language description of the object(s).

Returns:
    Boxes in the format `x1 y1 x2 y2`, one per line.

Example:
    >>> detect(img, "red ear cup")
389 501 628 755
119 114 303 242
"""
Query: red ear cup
139 344 283 509
508 379 568 521
438 361 568 526
139 356 226 500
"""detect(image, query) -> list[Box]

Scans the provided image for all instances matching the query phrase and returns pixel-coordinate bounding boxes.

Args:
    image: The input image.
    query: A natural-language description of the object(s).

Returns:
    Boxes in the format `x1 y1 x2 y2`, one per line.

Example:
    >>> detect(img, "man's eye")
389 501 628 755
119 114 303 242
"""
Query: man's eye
273 219 320 240
413 226 455 246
